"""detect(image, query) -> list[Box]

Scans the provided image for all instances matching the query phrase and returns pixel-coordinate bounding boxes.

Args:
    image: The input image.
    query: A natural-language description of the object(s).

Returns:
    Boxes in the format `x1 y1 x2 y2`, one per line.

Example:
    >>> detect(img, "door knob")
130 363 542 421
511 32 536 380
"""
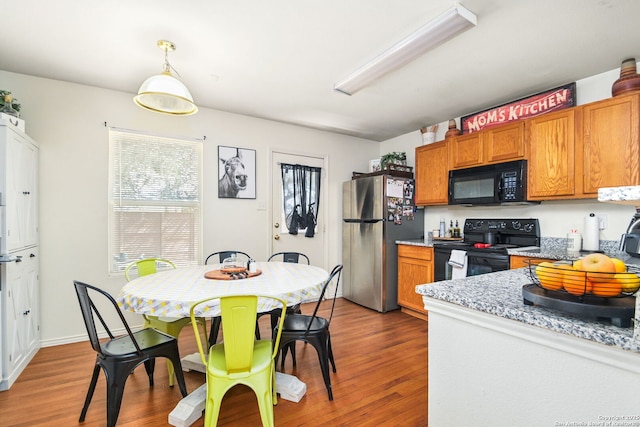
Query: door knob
274 234 280 240
274 222 280 228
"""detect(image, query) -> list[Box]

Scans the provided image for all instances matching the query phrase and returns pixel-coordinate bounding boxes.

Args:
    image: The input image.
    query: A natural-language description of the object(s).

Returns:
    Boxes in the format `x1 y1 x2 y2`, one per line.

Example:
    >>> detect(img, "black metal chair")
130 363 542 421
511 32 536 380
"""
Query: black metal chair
275 264 343 401
267 251 310 264
258 251 311 340
204 251 251 265
204 251 252 346
73 281 188 427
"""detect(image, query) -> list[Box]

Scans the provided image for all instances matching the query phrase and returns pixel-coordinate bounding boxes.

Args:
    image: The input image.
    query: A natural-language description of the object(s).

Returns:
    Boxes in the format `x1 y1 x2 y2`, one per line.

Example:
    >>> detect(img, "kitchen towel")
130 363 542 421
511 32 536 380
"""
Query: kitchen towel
583 213 600 251
448 250 468 279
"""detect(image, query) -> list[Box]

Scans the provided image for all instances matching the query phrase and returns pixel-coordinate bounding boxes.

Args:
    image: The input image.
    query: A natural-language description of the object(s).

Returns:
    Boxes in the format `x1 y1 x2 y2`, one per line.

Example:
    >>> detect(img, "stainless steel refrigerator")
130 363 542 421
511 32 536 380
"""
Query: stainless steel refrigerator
342 175 424 312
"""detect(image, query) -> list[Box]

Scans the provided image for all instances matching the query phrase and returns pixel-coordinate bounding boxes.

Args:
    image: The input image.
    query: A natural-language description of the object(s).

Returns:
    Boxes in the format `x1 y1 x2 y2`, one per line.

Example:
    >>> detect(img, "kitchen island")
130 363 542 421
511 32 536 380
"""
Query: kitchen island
417 269 640 427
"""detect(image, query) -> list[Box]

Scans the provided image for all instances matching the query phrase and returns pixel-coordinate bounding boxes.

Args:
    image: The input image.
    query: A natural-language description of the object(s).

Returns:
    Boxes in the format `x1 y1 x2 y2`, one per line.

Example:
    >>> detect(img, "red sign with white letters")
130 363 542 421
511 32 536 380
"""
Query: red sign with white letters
461 82 576 134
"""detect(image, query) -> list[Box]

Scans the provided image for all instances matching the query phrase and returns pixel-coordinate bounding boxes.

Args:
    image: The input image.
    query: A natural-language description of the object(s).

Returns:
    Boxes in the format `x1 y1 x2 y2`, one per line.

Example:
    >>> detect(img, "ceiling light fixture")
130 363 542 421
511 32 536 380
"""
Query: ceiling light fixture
134 40 198 115
334 3 477 96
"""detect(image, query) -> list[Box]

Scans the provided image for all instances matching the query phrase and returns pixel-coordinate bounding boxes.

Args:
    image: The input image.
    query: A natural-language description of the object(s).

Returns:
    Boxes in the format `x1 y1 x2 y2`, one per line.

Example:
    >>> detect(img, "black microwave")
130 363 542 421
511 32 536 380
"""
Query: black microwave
448 160 533 206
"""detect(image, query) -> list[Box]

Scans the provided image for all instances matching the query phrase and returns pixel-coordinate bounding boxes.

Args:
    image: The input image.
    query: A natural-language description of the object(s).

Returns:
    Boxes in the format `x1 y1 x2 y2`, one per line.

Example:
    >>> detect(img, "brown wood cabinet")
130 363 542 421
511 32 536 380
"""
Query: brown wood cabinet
509 255 556 269
485 121 526 163
415 141 448 205
397 245 433 321
449 121 525 169
449 132 482 168
581 94 640 195
415 94 640 205
527 108 577 199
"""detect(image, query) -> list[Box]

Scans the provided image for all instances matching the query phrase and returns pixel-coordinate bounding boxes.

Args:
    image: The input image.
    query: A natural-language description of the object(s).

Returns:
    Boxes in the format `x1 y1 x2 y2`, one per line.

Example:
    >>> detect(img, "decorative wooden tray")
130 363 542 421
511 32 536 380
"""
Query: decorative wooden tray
204 269 262 280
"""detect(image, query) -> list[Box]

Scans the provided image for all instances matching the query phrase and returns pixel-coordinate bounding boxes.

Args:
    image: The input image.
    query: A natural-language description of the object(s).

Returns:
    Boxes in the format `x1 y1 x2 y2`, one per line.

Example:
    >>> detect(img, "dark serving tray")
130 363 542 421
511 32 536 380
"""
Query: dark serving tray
522 283 636 327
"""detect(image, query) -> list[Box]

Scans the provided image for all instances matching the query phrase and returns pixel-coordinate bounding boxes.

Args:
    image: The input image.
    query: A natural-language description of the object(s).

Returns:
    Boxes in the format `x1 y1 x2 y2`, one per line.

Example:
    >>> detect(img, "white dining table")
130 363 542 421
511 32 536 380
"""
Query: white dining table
117 261 329 318
116 261 329 427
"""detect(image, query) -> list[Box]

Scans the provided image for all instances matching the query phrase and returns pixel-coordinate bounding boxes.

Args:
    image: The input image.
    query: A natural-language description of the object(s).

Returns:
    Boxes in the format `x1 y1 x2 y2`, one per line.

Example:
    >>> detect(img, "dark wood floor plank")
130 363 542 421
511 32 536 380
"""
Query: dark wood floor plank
0 298 428 426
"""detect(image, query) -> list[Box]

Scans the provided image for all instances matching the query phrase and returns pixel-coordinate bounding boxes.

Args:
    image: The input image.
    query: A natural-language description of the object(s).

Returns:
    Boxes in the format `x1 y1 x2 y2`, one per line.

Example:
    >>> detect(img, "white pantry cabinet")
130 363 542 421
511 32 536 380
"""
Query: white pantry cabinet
0 122 40 391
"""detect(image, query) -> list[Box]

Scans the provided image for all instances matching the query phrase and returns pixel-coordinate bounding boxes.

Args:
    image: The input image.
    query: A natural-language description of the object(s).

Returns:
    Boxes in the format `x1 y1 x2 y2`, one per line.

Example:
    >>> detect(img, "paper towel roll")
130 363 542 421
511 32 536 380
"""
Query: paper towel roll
583 213 600 251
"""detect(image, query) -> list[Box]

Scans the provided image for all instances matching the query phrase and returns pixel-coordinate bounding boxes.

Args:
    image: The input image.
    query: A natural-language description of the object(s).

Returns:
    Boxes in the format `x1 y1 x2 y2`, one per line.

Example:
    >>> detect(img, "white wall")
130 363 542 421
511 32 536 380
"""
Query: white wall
379 65 638 241
0 70 378 346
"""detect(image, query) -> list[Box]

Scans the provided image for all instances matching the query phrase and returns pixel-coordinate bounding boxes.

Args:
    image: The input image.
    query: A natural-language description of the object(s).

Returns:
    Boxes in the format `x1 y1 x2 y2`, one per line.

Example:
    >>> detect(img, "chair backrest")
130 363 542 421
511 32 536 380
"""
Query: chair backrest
307 264 343 331
267 251 310 264
73 280 142 356
124 258 176 281
204 251 251 265
190 295 287 371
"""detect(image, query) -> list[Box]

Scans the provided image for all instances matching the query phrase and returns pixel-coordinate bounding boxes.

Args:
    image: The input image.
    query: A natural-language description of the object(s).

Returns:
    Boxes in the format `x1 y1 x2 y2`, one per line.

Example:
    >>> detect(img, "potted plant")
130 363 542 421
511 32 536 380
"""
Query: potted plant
0 90 21 114
380 151 407 170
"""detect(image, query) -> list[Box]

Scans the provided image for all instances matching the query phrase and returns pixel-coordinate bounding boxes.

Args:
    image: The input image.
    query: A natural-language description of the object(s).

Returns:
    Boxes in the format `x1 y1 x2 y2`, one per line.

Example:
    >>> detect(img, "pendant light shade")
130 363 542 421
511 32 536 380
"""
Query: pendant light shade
134 40 198 115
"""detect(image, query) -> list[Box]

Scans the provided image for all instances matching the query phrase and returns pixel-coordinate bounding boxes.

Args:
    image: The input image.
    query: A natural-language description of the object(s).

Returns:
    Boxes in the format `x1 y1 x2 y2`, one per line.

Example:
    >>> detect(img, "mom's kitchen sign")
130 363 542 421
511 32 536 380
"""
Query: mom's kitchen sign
461 82 576 133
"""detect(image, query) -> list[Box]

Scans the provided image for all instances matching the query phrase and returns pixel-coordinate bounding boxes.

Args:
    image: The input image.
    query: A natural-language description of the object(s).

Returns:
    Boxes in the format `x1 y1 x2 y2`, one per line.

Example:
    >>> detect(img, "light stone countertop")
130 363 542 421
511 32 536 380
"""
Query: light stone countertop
415 268 639 353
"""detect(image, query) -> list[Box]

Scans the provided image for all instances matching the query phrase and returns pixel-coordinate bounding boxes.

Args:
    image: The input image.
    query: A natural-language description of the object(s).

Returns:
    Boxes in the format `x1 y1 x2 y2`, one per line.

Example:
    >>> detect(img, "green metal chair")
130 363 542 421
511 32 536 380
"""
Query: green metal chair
124 258 207 386
191 294 287 427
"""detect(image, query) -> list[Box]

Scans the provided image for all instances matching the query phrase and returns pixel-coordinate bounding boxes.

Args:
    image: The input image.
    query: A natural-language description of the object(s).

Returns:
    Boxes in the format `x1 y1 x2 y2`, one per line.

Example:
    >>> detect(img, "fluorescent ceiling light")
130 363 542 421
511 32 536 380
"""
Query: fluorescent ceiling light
334 3 477 96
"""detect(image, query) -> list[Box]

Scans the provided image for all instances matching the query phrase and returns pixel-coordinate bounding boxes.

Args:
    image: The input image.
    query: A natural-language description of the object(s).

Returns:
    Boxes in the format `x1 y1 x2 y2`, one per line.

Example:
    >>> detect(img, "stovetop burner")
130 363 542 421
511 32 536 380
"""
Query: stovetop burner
434 218 540 254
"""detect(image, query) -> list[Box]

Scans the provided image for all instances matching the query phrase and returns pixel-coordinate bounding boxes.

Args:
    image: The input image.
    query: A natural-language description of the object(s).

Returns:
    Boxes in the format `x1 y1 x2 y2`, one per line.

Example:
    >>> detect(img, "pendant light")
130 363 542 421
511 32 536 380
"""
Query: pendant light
133 40 198 115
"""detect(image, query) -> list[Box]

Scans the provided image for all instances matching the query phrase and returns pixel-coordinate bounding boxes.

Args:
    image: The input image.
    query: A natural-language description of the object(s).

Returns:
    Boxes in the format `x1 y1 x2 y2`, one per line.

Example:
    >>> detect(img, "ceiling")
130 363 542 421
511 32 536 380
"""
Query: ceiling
2 0 639 141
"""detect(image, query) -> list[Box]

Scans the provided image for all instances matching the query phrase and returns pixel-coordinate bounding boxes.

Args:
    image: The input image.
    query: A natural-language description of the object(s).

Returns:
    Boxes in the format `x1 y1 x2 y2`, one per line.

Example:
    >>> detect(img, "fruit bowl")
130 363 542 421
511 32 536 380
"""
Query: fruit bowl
525 256 640 298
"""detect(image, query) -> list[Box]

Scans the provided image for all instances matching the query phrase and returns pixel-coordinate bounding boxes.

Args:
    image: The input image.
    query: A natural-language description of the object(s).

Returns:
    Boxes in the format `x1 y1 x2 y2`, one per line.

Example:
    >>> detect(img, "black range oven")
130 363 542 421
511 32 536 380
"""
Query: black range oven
433 218 540 281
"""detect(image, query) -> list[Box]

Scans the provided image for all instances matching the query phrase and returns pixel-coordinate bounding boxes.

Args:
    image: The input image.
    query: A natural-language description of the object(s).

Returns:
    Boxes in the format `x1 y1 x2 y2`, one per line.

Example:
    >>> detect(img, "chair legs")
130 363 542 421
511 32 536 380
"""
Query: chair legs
80 354 187 427
144 315 207 386
79 364 101 422
278 330 336 401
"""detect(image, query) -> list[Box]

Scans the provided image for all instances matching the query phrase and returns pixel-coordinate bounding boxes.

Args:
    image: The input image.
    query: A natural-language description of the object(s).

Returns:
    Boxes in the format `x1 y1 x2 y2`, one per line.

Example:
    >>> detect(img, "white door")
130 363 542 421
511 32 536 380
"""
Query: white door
271 151 326 268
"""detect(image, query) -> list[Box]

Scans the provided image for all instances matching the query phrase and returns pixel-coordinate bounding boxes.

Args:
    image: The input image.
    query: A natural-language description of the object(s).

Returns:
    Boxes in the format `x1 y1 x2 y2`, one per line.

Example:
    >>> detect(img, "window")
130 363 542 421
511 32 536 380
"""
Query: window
108 129 202 274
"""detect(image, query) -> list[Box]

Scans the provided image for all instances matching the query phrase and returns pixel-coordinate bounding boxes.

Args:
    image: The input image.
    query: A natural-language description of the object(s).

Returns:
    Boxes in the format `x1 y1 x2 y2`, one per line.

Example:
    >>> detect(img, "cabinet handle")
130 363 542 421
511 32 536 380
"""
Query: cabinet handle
23 310 30 316
15 256 22 263
30 253 36 258
22 191 30 195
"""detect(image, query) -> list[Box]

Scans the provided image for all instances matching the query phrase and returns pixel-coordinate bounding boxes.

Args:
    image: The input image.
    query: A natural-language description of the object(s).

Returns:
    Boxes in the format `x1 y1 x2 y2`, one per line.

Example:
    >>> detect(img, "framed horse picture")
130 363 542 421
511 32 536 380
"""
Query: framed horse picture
218 145 256 199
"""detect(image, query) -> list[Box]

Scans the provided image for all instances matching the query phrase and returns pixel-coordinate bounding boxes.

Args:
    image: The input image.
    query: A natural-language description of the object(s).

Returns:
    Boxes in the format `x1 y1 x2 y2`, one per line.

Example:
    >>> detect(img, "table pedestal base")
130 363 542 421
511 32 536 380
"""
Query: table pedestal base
169 355 307 426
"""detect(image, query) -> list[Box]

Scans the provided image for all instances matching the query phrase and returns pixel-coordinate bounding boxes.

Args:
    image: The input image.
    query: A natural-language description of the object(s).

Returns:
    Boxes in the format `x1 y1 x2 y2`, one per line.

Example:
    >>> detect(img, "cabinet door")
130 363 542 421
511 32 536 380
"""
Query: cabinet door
450 132 483 169
415 142 449 205
582 94 640 194
4 129 39 252
397 246 433 314
4 247 39 376
527 109 576 199
510 255 556 269
485 122 525 163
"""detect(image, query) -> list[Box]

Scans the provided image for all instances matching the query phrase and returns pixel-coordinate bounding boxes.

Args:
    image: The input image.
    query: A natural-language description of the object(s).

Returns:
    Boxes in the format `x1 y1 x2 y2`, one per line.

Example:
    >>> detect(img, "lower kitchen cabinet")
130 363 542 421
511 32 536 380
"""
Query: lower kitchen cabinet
510 255 556 269
397 245 433 320
1 247 40 391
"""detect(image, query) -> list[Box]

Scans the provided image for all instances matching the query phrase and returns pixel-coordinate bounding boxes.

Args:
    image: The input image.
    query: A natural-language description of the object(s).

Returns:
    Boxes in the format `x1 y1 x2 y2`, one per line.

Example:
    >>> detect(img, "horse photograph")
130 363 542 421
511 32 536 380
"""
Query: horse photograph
218 145 256 199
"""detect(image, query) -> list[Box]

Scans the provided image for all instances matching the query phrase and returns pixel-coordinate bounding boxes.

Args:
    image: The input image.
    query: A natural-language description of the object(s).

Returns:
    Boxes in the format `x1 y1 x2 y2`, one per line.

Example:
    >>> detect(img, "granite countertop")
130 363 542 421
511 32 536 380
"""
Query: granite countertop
396 237 640 266
416 268 640 353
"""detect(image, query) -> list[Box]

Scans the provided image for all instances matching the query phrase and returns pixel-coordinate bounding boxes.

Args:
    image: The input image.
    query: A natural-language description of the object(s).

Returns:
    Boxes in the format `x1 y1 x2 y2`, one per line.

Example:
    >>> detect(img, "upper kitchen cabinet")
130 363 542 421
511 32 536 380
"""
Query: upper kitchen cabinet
449 121 525 169
484 121 526 163
527 108 577 199
0 124 39 253
415 141 448 205
580 94 640 195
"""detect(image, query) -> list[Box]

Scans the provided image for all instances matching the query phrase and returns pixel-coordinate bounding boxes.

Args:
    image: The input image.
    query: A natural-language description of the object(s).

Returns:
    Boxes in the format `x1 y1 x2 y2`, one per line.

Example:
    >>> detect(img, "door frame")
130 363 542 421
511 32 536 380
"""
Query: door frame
268 147 330 271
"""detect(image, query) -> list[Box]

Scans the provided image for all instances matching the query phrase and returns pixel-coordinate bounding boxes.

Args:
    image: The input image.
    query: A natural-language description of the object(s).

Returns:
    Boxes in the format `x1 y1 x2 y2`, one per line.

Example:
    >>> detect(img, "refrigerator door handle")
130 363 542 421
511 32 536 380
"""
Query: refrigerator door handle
343 219 384 224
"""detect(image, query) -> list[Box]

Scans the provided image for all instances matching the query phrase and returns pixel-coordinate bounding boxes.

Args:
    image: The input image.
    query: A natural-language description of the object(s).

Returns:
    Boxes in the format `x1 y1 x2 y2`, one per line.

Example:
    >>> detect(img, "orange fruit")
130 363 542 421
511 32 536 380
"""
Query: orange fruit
591 278 622 297
573 259 583 270
535 262 563 291
610 258 626 273
563 268 589 295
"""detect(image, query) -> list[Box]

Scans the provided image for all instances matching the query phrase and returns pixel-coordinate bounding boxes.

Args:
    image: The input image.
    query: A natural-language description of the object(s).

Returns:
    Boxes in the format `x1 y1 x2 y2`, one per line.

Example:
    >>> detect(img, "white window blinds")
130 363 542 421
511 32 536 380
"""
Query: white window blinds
108 129 202 273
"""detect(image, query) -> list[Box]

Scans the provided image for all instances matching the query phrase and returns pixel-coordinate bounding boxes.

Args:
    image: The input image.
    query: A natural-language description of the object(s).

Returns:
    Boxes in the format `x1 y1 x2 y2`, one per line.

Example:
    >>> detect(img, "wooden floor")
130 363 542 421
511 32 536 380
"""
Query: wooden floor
0 298 428 426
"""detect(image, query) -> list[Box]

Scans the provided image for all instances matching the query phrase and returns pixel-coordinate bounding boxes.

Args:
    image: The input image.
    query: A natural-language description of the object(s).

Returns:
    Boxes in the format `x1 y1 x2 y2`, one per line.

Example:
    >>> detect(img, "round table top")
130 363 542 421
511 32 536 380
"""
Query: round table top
117 261 329 317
